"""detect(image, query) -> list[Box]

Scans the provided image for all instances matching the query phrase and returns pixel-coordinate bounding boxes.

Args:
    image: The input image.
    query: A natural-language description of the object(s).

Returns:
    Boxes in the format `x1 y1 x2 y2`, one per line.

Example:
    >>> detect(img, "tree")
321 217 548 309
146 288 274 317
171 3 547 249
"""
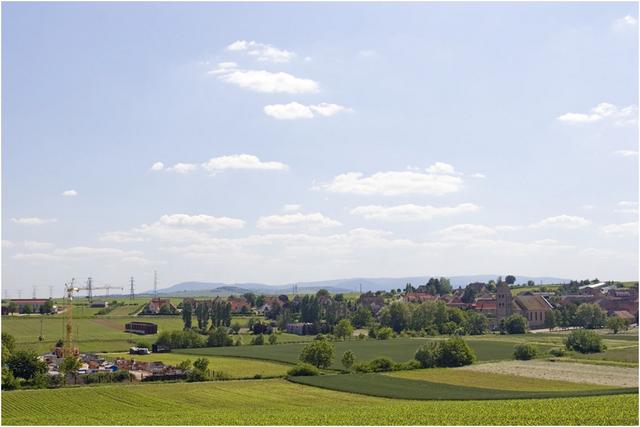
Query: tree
2 332 16 360
6 350 47 381
316 289 330 298
575 304 607 329
182 301 193 329
464 312 488 335
387 302 410 332
341 350 355 371
59 356 81 385
437 337 476 367
503 314 528 334
159 304 172 315
256 295 266 308
505 275 517 285
514 343 538 360
243 293 257 307
177 359 192 371
461 286 477 304
22 304 32 315
193 357 209 372
606 316 627 334
301 295 320 323
299 339 335 368
268 334 278 345
415 341 441 368
42 299 55 314
7 301 17 315
207 327 233 347
334 294 344 302
565 330 606 353
251 334 265 345
334 319 354 340
376 327 393 340
2 367 20 390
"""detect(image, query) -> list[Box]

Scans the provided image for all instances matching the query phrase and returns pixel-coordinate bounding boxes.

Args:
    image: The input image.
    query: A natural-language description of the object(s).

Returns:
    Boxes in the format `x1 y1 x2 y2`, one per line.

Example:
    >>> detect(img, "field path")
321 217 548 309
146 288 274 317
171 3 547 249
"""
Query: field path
461 360 638 387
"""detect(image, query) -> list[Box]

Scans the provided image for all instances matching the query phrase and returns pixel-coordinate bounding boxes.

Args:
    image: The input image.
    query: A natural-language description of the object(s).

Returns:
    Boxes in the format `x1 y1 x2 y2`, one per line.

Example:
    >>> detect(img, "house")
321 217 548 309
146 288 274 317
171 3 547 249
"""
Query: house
496 283 553 328
144 298 176 314
228 296 250 314
7 299 50 314
358 292 384 314
446 295 471 309
474 298 496 317
285 322 315 335
612 310 635 323
125 321 158 335
257 297 282 315
467 282 488 294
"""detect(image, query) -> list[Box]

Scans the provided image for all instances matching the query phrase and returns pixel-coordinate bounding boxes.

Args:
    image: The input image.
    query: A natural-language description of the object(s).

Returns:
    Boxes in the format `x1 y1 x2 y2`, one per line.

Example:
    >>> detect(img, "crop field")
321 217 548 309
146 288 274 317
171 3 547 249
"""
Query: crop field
2 379 637 425
102 352 290 378
176 337 554 368
289 373 635 401
387 368 615 391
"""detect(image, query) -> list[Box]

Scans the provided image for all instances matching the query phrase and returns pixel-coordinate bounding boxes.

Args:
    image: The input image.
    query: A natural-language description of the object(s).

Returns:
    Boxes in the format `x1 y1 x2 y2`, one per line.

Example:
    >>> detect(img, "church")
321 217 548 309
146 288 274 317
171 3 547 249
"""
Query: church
496 282 553 328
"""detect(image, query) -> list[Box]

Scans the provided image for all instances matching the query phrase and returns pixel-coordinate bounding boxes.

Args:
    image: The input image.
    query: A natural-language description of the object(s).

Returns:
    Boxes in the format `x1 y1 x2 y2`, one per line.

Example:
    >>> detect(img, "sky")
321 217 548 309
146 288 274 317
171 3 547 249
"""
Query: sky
2 2 638 297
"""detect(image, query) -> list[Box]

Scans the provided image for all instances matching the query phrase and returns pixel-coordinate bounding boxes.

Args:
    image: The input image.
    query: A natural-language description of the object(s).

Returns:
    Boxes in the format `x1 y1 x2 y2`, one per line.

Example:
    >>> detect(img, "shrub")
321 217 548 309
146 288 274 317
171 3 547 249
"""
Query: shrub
341 350 355 371
358 332 366 340
214 370 231 380
503 314 528 334
207 327 233 347
415 341 442 368
368 357 395 372
376 327 393 340
606 316 627 334
287 363 320 376
549 347 566 357
514 343 538 360
565 329 606 353
437 337 476 367
396 360 421 371
251 334 265 345
353 363 373 373
299 339 335 368
186 369 208 382
268 334 278 345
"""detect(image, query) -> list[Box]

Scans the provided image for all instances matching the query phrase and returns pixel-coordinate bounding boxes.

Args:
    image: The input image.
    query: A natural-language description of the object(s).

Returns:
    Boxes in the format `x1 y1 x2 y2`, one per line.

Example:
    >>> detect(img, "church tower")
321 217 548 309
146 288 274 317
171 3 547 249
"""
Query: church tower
496 282 512 321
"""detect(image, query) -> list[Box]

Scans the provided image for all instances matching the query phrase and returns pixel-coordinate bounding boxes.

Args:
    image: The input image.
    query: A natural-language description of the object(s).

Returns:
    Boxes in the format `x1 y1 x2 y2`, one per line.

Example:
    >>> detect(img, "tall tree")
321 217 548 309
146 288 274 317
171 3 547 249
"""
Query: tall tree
182 301 193 329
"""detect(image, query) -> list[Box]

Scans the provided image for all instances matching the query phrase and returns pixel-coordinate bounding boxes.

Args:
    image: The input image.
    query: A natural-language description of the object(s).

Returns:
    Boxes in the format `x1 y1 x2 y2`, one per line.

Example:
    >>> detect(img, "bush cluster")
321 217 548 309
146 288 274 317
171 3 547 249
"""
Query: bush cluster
565 330 606 353
513 343 538 360
414 337 476 368
287 363 320 377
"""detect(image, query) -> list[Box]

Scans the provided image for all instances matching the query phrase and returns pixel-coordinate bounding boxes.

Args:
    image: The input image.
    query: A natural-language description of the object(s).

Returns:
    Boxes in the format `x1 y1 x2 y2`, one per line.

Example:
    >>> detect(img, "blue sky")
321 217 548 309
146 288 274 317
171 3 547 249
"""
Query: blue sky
2 2 638 296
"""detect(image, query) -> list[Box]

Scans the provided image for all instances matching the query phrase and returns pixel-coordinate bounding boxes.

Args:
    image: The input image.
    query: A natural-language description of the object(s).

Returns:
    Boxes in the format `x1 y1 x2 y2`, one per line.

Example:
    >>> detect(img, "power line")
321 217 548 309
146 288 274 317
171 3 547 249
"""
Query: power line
32 285 37 299
153 271 158 298
130 277 135 300
87 277 93 302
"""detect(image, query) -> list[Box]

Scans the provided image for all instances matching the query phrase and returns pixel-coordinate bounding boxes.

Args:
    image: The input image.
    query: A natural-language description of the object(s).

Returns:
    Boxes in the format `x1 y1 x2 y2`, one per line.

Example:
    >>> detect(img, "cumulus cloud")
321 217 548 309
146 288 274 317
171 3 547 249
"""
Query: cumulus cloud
150 162 165 171
530 215 592 229
317 164 465 196
23 241 54 250
283 204 302 212
613 150 638 157
613 15 638 31
350 203 480 221
99 231 146 243
14 246 150 264
227 40 295 63
425 162 457 175
601 222 638 237
213 68 319 94
263 102 352 120
438 224 496 240
557 102 637 126
159 214 245 230
202 154 288 172
257 212 341 230
166 163 198 173
615 201 638 214
61 190 77 197
11 217 57 226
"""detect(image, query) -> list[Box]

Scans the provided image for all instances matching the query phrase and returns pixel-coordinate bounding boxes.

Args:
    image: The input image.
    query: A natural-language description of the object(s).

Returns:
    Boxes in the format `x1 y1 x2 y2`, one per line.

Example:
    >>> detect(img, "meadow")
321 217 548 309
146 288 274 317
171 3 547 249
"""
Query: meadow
1 378 637 425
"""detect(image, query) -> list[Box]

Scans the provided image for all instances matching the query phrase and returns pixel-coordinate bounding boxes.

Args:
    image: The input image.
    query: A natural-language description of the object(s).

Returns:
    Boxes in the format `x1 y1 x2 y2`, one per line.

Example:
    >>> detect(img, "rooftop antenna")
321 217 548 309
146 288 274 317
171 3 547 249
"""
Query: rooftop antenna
130 277 135 300
154 270 158 298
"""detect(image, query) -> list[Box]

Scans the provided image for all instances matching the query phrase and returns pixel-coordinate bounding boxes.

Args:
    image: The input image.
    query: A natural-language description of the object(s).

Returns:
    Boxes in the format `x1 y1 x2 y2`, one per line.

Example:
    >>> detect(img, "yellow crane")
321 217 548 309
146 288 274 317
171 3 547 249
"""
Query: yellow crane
62 278 123 357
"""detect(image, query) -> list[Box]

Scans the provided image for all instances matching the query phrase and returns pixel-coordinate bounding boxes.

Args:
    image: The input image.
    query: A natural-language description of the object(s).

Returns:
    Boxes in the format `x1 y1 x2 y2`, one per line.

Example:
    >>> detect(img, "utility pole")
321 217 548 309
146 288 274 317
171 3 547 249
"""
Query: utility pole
17 290 22 299
49 285 54 299
153 270 158 298
359 283 362 295
32 285 37 299
130 277 135 300
87 277 93 302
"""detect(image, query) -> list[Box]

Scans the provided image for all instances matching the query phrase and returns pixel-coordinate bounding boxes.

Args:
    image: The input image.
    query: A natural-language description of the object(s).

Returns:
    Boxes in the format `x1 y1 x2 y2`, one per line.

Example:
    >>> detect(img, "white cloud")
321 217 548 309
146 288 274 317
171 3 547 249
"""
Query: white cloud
11 217 57 226
150 162 165 171
263 102 352 120
166 163 198 173
557 102 638 126
24 241 54 250
613 150 638 157
226 40 295 63
159 214 245 230
601 222 638 237
214 69 319 94
438 224 496 240
615 201 638 214
99 231 146 243
283 204 302 212
357 49 379 58
317 168 464 196
469 173 486 179
613 15 638 31
530 215 591 229
425 162 457 175
257 212 341 230
202 154 288 172
14 246 149 263
61 190 78 197
350 203 480 221
2 240 14 249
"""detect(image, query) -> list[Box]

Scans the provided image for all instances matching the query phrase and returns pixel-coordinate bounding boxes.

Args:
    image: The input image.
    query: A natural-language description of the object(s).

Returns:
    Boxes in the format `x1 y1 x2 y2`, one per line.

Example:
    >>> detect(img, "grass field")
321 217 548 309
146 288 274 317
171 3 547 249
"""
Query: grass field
289 373 635 401
1 379 637 425
177 336 558 369
386 368 615 391
102 352 290 378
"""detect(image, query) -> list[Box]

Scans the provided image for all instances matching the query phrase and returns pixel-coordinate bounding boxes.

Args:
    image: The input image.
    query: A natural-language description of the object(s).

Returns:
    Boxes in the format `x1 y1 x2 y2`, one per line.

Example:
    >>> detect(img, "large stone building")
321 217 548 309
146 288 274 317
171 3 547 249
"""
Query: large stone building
496 282 553 328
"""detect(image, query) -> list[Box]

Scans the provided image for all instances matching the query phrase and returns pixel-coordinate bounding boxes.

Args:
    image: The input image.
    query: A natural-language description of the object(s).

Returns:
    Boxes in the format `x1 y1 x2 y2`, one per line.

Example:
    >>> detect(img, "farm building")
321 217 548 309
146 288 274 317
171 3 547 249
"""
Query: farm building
90 301 108 308
124 321 158 335
403 292 439 303
143 298 176 314
6 299 53 314
228 296 251 313
285 322 315 335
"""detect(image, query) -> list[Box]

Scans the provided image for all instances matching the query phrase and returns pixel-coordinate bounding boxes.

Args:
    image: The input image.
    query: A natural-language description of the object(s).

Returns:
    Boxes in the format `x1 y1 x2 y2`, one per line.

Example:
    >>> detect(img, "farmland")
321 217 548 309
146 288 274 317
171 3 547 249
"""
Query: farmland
1 378 637 425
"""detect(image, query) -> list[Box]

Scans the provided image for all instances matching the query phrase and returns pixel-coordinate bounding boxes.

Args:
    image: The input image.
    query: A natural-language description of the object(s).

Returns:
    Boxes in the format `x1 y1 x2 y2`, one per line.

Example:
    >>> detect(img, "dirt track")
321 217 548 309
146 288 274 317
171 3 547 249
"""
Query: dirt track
460 360 638 387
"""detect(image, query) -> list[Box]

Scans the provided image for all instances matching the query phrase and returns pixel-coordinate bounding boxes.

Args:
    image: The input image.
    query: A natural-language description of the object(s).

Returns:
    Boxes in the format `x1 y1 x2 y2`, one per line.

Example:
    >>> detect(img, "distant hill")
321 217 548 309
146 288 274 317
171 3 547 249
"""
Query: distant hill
154 275 569 296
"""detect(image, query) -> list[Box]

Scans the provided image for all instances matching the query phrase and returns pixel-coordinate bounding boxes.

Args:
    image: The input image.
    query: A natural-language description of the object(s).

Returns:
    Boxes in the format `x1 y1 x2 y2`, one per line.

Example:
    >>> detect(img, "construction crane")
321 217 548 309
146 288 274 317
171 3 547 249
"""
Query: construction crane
62 278 123 357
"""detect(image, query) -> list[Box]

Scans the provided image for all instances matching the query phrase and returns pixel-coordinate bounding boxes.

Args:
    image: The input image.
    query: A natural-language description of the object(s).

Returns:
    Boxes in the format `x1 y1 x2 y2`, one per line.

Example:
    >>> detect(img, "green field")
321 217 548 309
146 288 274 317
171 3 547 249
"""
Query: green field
102 352 290 378
176 337 556 369
289 373 635 400
1 379 637 425
387 368 615 391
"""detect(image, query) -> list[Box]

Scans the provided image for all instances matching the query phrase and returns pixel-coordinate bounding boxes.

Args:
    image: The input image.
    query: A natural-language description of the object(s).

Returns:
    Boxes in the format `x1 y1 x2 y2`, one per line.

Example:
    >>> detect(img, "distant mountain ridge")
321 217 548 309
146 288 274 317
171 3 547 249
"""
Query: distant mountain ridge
153 275 569 296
